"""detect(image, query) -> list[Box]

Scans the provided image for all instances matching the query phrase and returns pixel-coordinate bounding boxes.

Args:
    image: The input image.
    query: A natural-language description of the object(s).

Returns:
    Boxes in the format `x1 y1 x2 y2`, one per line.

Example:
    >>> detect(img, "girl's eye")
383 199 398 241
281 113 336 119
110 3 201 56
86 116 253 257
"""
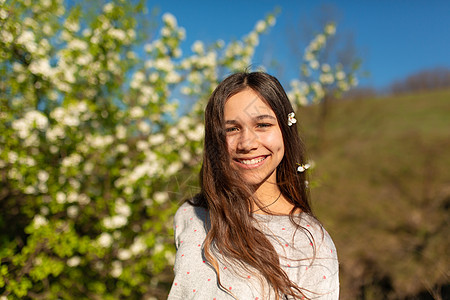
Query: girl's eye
257 123 272 128
225 127 239 133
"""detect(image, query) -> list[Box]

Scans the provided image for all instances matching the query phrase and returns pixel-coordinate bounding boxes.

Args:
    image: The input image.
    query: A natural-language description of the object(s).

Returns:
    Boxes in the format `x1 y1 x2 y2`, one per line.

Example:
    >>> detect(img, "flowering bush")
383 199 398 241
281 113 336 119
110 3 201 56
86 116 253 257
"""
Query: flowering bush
0 0 356 298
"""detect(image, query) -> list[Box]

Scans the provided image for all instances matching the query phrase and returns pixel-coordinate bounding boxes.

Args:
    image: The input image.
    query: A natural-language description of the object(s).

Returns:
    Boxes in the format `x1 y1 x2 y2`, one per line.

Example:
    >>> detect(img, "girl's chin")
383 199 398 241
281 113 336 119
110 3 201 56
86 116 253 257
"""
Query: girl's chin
238 171 276 187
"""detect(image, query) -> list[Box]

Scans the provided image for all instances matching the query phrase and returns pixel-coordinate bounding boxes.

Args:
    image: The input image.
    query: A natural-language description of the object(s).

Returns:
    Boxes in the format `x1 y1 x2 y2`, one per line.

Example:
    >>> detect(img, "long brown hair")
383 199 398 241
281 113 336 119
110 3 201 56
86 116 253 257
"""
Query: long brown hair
192 72 313 299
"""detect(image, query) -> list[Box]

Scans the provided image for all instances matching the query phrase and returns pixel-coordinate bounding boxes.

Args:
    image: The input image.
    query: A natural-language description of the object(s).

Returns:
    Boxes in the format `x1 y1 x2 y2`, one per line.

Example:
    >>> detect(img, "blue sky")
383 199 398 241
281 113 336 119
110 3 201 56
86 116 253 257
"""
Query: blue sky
148 0 450 91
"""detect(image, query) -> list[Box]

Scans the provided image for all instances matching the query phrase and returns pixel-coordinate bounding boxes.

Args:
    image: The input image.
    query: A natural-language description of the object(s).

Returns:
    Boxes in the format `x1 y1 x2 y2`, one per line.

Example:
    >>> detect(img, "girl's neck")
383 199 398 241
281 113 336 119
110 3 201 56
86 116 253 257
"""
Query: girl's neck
253 182 281 204
252 182 296 215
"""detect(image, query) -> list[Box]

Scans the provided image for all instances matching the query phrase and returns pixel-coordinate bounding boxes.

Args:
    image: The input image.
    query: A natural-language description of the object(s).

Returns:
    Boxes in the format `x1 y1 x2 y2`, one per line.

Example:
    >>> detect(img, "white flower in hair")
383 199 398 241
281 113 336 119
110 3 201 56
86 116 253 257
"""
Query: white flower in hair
288 112 297 126
297 163 310 173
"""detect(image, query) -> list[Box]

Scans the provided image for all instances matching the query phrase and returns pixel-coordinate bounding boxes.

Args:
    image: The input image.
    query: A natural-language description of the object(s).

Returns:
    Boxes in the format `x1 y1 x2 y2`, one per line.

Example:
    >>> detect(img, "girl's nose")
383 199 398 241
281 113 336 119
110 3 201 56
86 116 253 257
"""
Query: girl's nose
236 128 258 152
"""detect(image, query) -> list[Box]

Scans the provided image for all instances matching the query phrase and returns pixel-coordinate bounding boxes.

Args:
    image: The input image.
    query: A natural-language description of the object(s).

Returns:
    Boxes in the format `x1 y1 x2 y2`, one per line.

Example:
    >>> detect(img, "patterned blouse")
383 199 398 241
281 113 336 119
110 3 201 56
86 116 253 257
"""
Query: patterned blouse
168 202 339 299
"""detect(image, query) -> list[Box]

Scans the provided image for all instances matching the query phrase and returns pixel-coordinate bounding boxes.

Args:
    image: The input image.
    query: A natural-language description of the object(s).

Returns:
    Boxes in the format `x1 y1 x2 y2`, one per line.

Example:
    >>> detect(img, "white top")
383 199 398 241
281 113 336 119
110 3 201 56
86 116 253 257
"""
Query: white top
168 202 339 299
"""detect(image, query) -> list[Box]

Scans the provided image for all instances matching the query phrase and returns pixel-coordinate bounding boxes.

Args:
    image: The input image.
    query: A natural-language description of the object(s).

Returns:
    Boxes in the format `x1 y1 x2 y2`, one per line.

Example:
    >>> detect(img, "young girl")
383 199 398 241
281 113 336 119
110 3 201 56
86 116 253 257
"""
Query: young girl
168 72 339 299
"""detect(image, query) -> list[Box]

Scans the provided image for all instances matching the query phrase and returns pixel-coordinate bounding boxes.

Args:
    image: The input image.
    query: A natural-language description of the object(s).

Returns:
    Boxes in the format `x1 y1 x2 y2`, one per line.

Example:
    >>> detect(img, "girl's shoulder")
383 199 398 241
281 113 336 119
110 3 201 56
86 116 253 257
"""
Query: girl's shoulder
174 200 209 228
254 212 337 253
173 200 210 248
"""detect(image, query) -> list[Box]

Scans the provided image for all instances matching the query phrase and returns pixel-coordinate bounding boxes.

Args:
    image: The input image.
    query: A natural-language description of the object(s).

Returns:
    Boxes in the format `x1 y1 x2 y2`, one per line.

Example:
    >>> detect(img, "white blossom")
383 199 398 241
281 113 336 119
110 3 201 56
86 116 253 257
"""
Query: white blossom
178 27 186 40
136 140 149 151
103 2 114 13
83 162 94 174
154 57 173 72
56 192 67 204
24 157 36 166
67 191 78 203
130 237 146 255
137 121 151 134
319 73 334 85
0 30 13 43
162 13 177 28
179 149 192 163
325 23 336 35
149 72 159 82
166 71 181 83
98 232 113 248
186 124 204 141
316 34 326 46
65 20 80 32
116 125 127 139
191 41 204 54
337 80 350 91
187 72 201 85
33 215 48 228
40 206 49 216
38 170 49 182
154 242 164 253
309 60 319 70
173 48 182 58
109 28 126 41
0 8 8 20
160 27 171 37
127 161 158 182
12 119 30 139
130 106 144 118
27 111 49 130
76 54 92 65
24 186 37 194
130 71 145 89
118 249 132 260
321 64 331 72
61 153 82 168
127 29 136 40
154 191 169 204
7 168 21 180
336 71 346 80
115 198 131 217
45 126 65 142
103 215 128 229
245 32 259 47
144 43 153 53
255 20 267 33
17 31 36 52
110 261 122 277
116 144 129 153
67 206 79 218
86 134 114 149
67 256 81 267
127 51 136 59
165 251 175 265
67 39 88 51
148 133 165 145
78 193 91 205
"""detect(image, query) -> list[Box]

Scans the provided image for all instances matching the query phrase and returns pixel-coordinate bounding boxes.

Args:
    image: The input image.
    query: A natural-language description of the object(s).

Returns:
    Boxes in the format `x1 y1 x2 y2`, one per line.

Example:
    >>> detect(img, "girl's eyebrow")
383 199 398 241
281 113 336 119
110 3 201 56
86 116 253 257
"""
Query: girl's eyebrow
225 114 276 124
254 114 276 121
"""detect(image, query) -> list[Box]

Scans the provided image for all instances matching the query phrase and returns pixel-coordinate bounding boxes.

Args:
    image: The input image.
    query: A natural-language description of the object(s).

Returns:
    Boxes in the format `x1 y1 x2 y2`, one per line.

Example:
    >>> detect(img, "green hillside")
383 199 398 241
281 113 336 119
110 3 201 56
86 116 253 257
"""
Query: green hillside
299 89 450 299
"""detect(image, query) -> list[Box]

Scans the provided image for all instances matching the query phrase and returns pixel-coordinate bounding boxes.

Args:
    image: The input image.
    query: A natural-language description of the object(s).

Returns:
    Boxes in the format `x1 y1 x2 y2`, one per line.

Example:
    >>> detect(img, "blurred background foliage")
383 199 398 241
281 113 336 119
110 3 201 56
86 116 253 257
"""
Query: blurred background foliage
0 0 448 299
301 89 450 299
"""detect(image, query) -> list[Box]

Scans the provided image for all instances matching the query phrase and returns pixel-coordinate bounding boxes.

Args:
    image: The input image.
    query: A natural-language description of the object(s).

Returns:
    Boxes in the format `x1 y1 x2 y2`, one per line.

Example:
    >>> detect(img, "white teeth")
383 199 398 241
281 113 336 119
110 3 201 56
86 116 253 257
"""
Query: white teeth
240 157 265 165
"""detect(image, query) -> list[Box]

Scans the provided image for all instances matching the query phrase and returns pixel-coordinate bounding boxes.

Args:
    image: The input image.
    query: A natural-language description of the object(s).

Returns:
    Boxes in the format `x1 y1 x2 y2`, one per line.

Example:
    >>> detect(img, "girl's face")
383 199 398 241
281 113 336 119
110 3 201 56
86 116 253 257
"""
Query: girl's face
224 89 284 187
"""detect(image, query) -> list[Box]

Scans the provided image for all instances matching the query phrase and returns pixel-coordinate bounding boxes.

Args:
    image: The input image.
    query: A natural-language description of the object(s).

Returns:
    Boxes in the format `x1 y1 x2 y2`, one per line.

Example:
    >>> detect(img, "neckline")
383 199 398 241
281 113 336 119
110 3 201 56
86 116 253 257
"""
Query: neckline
252 212 304 218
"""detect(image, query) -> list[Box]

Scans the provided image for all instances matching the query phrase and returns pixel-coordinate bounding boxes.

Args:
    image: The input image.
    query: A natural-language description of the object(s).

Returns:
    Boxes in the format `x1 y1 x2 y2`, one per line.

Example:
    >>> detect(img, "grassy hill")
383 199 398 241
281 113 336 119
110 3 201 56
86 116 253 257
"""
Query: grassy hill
299 89 450 299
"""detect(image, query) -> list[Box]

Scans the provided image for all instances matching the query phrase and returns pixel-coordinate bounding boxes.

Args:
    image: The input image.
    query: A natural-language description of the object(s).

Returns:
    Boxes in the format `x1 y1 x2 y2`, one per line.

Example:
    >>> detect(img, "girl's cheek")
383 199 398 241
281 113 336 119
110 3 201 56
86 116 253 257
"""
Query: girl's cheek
226 138 236 152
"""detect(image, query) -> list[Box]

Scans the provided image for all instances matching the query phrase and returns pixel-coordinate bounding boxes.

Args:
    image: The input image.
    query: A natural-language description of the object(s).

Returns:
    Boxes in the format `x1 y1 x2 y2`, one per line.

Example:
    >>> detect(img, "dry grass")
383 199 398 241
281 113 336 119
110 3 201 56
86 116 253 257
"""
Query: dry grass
299 89 450 299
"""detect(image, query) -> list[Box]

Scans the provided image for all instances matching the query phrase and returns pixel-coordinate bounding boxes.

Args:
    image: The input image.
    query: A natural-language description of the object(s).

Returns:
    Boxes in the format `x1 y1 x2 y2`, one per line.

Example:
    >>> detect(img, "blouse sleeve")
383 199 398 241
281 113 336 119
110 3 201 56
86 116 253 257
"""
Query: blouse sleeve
297 222 339 300
168 202 226 299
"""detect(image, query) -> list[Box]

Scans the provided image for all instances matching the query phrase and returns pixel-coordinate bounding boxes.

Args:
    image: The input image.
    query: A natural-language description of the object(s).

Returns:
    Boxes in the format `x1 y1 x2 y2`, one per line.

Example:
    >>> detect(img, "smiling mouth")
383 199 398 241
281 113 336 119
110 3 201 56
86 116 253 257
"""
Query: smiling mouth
234 155 268 166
